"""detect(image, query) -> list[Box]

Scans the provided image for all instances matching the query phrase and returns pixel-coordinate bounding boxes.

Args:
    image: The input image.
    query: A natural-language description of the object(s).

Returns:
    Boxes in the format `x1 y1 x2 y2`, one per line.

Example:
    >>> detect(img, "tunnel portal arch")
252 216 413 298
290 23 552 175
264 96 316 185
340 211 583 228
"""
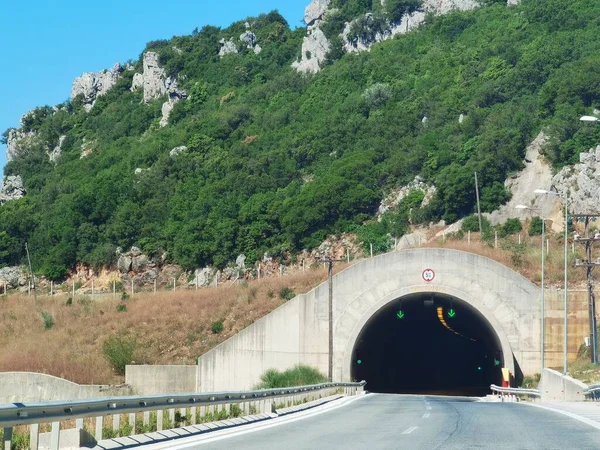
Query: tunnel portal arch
331 249 541 387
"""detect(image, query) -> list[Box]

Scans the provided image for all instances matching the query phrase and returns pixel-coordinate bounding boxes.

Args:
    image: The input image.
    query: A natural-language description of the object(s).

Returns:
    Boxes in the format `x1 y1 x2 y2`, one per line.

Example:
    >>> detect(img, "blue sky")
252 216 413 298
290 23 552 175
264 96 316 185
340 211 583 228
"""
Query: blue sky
0 0 309 171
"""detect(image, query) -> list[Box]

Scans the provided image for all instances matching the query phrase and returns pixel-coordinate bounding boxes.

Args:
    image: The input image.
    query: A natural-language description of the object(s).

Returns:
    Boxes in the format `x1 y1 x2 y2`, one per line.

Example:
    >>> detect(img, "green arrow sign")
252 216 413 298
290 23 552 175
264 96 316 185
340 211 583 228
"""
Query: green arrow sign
397 310 405 319
494 359 501 367
357 359 362 365
448 309 456 318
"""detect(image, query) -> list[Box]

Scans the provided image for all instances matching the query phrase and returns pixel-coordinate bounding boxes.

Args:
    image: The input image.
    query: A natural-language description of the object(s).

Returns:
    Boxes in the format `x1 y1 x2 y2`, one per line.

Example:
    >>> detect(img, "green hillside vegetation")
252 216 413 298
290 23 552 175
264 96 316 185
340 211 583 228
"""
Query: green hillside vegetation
2 0 600 279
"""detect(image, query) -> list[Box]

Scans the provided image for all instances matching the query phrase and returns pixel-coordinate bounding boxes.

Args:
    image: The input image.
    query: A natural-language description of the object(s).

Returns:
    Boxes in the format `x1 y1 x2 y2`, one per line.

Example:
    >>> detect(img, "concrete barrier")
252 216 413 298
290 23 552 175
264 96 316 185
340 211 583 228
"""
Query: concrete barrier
539 368 587 401
0 372 131 404
125 365 198 394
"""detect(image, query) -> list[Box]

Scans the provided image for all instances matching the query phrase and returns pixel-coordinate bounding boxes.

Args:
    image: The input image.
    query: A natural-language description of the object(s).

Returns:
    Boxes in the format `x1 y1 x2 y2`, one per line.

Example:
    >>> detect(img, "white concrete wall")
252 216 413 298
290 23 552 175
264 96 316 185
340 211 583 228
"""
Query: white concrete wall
126 365 198 395
197 248 542 391
197 295 328 391
539 368 587 401
0 372 130 404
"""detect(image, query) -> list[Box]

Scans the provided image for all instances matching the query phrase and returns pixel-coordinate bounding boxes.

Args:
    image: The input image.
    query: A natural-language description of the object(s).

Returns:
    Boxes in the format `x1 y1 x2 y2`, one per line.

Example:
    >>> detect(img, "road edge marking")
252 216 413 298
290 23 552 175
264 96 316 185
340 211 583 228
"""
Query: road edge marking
401 426 418 435
522 403 600 431
143 394 370 449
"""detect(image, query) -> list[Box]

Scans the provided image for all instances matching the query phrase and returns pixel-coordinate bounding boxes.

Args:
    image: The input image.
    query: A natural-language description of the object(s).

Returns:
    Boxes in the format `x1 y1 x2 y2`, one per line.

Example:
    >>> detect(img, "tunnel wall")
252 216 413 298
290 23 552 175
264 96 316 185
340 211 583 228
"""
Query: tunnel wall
197 248 541 391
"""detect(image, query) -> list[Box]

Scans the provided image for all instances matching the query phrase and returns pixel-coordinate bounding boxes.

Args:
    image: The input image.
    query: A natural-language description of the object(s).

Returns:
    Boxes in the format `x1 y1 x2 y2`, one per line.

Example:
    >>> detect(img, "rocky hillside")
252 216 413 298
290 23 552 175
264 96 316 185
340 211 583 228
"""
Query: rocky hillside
2 0 600 284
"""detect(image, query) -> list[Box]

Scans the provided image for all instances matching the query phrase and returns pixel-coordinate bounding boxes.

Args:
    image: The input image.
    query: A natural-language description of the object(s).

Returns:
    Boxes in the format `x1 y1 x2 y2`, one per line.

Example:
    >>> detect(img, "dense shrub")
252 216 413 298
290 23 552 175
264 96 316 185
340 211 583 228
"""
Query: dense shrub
211 320 224 334
254 365 328 389
501 218 523 236
528 217 544 236
41 311 55 330
103 332 137 375
279 287 296 300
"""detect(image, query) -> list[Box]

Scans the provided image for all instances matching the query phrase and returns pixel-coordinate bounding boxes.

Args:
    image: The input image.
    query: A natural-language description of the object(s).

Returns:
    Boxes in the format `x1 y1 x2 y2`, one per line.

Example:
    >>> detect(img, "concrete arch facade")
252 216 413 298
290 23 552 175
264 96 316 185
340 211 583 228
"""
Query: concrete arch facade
197 248 541 391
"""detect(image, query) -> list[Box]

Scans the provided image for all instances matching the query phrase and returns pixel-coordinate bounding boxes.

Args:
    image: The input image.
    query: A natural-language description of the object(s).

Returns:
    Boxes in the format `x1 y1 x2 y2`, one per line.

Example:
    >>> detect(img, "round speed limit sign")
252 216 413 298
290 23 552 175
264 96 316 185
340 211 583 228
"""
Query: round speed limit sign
422 269 435 282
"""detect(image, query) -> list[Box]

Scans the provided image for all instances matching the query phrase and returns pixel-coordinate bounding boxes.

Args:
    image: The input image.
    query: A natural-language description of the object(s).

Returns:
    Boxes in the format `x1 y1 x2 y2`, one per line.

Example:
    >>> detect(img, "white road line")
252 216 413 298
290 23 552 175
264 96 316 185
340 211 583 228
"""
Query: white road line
522 403 600 432
402 426 418 435
426 406 432 410
142 395 368 449
422 413 430 419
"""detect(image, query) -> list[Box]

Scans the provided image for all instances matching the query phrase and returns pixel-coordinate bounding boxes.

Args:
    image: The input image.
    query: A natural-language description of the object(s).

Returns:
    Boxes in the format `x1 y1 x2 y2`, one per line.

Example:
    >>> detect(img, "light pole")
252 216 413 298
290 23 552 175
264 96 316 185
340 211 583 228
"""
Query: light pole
516 205 547 372
535 188 569 375
319 256 345 382
573 218 600 365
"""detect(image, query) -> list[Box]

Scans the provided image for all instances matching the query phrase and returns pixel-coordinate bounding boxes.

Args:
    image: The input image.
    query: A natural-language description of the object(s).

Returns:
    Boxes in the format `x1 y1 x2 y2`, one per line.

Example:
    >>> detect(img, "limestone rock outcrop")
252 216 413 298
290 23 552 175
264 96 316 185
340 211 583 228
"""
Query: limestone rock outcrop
240 31 262 54
131 52 187 127
0 175 26 204
169 145 187 157
48 135 66 163
305 0 331 26
190 267 220 287
550 146 600 217
6 129 38 161
294 0 486 73
487 132 560 226
378 176 436 216
292 0 331 73
343 0 479 53
71 63 124 111
117 246 153 274
0 266 28 289
219 38 239 57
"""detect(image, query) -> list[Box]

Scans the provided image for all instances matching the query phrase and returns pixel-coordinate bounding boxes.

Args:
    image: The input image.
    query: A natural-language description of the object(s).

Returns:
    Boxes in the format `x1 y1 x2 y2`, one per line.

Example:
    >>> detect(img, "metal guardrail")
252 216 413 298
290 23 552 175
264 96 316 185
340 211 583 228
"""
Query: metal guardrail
1 381 366 450
583 383 600 399
490 384 541 401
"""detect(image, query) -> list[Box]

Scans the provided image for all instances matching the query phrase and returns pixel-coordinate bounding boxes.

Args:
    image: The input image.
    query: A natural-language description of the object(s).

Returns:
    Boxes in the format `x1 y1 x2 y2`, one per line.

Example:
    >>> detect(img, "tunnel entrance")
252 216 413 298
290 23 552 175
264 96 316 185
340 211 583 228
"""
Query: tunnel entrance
351 293 504 396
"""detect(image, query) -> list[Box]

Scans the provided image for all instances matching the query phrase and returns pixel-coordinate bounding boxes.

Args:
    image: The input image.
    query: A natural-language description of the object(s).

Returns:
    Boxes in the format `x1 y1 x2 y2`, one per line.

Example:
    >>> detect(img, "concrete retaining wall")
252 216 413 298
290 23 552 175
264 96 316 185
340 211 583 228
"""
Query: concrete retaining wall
126 365 198 395
539 368 587 401
0 372 130 404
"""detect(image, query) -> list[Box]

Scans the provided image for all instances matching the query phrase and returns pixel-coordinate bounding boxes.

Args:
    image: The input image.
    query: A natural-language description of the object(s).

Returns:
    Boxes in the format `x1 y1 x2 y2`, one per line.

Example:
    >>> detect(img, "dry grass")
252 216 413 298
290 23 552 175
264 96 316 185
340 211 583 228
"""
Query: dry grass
0 267 343 385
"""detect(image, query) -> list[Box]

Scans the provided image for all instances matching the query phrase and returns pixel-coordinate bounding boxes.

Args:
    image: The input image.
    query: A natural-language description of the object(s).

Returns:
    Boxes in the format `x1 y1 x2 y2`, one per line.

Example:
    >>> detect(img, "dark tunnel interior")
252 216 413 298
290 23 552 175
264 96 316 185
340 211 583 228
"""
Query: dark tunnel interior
351 293 505 396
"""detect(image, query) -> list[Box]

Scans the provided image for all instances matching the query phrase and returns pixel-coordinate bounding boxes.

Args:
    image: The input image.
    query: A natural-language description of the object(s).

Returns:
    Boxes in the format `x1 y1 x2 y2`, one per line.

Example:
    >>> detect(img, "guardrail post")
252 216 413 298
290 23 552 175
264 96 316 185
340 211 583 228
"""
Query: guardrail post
30 423 40 450
179 408 187 425
157 410 164 431
50 421 60 450
95 416 103 442
143 411 150 427
190 407 197 424
129 413 136 434
113 414 120 434
3 426 12 450
168 407 175 425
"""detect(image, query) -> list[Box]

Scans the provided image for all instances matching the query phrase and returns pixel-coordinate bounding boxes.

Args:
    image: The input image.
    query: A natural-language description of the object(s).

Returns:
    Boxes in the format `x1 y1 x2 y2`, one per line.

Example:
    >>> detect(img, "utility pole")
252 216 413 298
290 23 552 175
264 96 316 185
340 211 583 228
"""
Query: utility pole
474 172 483 234
24 242 37 309
319 256 344 382
574 215 600 365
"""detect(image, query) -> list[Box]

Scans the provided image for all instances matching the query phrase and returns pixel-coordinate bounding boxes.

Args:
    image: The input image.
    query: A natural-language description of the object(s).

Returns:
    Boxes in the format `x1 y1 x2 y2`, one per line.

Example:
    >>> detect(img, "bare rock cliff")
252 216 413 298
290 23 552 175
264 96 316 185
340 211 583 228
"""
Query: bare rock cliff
71 63 124 111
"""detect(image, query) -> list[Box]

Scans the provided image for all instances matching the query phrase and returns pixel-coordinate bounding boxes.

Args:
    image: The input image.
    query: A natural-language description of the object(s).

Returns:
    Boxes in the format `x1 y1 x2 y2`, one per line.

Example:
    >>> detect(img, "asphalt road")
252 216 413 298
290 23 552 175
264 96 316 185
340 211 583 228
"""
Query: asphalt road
187 394 600 449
